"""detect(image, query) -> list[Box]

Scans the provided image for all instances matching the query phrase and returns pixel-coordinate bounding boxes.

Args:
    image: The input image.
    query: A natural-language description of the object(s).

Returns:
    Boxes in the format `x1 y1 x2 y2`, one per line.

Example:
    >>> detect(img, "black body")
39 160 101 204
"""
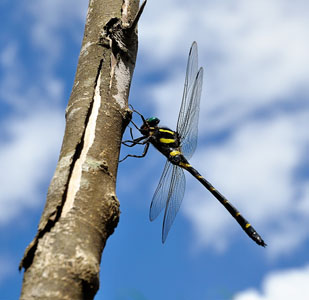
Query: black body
121 42 266 246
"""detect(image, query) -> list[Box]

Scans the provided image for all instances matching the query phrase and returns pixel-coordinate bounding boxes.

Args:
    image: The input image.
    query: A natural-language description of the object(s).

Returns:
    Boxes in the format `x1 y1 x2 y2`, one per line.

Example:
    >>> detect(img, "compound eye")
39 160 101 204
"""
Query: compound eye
146 117 160 126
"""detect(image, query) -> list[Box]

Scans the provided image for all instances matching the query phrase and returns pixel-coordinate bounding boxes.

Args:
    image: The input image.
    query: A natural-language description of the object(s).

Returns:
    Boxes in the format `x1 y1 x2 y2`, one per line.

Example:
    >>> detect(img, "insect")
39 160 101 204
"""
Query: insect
121 42 266 246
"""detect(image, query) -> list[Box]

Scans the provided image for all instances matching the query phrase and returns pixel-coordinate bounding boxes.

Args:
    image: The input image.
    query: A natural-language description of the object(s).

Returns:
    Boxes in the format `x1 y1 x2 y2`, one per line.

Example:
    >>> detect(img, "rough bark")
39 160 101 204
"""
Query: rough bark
20 0 146 299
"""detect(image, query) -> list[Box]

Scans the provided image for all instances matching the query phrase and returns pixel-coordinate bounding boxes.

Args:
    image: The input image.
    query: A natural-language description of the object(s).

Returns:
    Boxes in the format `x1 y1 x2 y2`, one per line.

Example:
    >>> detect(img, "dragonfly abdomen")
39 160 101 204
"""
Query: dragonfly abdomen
180 164 266 247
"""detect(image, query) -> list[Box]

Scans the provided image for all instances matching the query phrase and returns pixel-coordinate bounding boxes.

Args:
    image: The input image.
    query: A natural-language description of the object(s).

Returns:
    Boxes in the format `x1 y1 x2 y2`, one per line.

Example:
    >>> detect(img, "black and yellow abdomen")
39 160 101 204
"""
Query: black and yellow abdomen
178 163 266 247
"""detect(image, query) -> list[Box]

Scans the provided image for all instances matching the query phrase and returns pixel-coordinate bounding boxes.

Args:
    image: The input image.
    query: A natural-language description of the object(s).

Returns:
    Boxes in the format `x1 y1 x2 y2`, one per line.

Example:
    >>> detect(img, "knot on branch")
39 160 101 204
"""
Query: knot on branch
99 0 147 61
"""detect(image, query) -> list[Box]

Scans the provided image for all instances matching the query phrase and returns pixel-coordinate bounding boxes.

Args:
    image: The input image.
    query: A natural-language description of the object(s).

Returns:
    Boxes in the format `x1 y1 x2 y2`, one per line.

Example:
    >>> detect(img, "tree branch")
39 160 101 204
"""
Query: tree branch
20 0 145 299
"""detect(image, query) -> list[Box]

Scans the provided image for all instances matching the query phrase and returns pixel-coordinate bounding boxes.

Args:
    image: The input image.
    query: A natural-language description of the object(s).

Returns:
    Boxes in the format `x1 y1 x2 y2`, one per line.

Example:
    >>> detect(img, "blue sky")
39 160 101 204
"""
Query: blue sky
1 0 309 299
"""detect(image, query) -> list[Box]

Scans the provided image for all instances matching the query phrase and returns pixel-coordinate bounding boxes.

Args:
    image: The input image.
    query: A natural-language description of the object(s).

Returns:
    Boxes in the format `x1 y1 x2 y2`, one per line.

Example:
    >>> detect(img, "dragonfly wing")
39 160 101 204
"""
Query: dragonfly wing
179 67 203 159
176 42 198 137
149 160 173 221
176 42 203 159
162 165 186 243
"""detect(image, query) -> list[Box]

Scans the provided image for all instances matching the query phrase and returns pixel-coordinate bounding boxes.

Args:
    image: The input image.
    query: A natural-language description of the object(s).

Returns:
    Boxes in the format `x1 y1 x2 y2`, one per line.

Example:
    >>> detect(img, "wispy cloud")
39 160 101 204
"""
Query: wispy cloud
1 0 308 260
234 264 309 300
25 0 87 65
0 109 64 224
183 110 309 255
0 0 86 224
139 0 309 129
136 0 309 257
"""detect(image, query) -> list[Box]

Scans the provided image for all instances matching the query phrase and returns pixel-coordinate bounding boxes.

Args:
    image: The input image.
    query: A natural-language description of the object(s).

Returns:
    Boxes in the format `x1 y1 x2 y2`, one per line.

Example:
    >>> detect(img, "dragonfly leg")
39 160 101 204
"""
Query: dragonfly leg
129 104 146 124
122 135 147 147
123 125 135 141
129 119 140 131
129 126 134 140
119 143 149 162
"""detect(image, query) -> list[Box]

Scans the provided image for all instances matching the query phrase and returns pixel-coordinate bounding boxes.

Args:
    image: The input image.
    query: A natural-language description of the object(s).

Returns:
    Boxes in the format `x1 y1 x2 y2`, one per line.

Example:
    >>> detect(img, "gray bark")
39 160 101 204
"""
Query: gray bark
20 0 145 299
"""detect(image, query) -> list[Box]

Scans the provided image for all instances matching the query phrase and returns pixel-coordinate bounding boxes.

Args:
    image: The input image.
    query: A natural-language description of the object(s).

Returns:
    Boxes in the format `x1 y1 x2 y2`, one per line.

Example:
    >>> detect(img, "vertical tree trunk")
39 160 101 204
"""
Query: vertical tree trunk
20 0 146 299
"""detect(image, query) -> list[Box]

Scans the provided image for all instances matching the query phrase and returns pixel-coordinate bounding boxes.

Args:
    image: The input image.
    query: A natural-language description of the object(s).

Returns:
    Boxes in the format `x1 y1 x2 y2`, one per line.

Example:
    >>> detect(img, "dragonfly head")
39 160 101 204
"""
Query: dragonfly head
146 117 160 126
140 117 160 134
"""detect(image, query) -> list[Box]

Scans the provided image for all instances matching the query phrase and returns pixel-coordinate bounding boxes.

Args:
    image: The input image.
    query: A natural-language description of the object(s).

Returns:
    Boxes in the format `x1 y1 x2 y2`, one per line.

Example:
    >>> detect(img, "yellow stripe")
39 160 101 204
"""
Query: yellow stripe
159 129 174 135
170 150 181 156
210 187 216 191
197 175 203 179
160 138 175 144
245 223 251 228
236 212 240 217
223 199 228 204
179 162 191 168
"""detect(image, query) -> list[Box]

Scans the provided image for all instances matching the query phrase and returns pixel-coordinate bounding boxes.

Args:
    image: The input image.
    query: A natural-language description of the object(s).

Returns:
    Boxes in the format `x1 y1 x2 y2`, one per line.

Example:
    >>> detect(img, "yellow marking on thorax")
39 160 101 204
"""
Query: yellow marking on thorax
170 150 181 156
159 129 174 135
210 186 216 191
148 127 156 136
179 162 191 168
197 175 203 179
160 138 175 144
245 223 251 228
236 212 240 217
223 199 229 204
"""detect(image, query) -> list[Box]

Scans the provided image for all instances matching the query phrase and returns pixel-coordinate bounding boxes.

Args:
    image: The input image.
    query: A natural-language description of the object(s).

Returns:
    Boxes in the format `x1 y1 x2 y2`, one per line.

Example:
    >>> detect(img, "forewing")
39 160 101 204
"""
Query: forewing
149 160 173 221
176 42 198 141
179 67 203 159
162 166 186 243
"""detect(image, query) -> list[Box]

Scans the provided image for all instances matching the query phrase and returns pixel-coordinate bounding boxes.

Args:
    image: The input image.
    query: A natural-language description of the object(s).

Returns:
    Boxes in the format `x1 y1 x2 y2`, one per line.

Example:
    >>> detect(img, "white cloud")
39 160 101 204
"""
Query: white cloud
130 0 309 257
2 0 308 261
0 43 25 109
26 0 87 65
138 0 309 131
0 41 65 112
234 264 309 300
0 109 64 224
183 110 309 254
0 1 85 225
200 0 309 130
0 42 65 225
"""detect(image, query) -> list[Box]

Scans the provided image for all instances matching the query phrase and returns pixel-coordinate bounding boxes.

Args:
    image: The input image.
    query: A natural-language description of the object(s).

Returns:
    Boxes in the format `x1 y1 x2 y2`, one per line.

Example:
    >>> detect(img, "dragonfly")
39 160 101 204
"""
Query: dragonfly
121 42 266 247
